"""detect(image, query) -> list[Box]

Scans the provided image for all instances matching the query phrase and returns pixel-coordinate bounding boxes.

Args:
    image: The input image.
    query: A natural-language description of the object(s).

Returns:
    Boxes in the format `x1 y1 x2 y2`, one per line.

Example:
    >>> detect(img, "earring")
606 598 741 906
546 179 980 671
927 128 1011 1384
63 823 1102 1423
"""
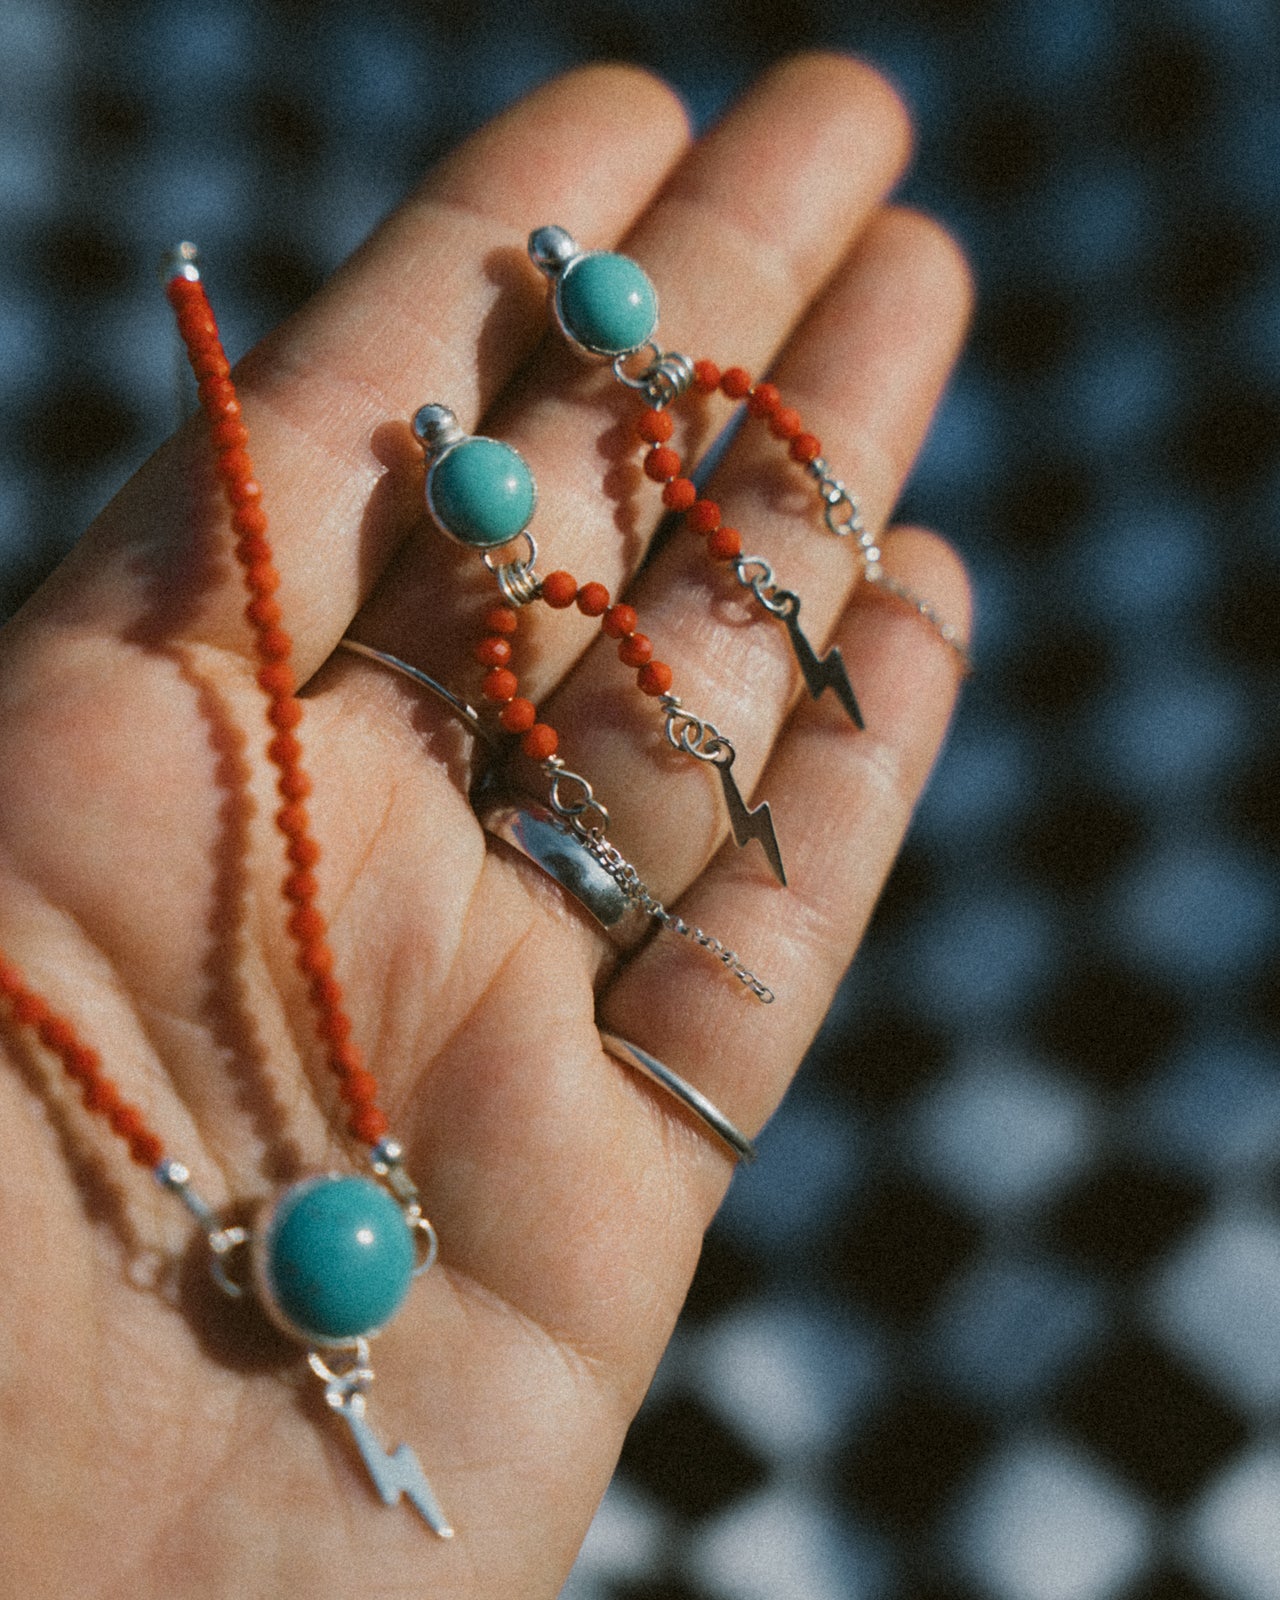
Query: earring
411 404 788 887
528 225 971 720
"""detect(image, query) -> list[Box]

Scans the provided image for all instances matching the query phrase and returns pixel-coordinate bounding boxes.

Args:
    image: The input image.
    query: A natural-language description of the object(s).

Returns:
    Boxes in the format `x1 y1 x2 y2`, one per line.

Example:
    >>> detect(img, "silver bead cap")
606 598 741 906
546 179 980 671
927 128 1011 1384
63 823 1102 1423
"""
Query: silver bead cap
412 403 466 460
159 241 201 283
528 225 579 278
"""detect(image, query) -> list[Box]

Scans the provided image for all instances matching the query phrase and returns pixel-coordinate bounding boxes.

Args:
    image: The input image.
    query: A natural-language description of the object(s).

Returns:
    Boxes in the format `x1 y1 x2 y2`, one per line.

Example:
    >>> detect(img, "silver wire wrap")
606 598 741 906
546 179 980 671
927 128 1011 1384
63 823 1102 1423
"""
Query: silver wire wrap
611 344 697 409
483 530 541 607
598 1031 757 1164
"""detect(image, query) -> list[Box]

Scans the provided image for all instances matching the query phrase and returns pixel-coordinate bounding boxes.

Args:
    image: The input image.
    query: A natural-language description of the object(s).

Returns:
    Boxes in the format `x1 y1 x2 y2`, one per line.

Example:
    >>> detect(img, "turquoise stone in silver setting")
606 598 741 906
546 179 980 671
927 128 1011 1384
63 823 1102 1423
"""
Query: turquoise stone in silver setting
555 251 658 358
426 435 537 549
253 1174 416 1346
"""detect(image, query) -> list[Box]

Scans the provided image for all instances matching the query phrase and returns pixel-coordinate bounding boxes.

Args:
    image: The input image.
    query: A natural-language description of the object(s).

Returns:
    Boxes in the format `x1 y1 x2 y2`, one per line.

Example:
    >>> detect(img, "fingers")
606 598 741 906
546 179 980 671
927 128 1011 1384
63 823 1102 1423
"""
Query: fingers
343 53 913 685
29 64 691 661
540 203 974 899
598 524 972 1214
406 525 971 1363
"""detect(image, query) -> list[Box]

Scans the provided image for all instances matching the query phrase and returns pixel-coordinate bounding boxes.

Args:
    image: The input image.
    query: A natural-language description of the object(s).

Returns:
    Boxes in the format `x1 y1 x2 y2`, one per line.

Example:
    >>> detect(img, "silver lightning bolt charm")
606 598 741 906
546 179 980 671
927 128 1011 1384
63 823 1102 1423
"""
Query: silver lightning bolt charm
659 694 788 886
335 1391 454 1536
714 746 787 887
780 594 864 729
311 1346 453 1537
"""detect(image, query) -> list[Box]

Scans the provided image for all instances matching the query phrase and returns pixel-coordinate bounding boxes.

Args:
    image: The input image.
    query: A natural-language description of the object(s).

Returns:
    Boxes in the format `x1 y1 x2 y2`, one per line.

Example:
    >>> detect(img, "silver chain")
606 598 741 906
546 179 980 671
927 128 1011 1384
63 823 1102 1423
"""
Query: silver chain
806 456 878 558
539 733 772 999
864 567 973 674
579 832 774 1005
805 457 972 667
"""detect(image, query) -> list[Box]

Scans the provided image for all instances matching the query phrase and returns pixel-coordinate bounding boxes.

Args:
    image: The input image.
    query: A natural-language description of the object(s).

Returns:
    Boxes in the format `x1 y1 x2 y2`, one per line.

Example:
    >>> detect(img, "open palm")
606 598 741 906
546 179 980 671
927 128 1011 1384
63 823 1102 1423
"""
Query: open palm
0 55 971 1600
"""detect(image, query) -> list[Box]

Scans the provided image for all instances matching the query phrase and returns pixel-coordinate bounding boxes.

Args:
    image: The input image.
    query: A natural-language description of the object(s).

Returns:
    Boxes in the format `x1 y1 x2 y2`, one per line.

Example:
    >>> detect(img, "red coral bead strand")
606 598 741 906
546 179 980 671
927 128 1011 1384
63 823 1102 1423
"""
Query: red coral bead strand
704 362 823 464
547 570 678 698
473 567 683 770
165 271 389 1149
0 953 165 1167
637 410 743 564
637 364 825 557
474 603 559 761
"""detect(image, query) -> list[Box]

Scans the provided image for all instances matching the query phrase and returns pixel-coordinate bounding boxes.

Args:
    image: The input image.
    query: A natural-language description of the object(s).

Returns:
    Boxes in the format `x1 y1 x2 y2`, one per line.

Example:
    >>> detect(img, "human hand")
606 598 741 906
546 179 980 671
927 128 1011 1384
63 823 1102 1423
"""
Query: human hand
0 53 970 1599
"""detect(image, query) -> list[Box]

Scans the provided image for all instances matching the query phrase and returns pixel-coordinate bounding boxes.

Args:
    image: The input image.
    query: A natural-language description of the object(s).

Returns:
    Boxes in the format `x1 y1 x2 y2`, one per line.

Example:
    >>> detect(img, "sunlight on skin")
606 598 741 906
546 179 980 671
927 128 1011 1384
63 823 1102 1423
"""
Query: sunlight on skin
0 54 971 1600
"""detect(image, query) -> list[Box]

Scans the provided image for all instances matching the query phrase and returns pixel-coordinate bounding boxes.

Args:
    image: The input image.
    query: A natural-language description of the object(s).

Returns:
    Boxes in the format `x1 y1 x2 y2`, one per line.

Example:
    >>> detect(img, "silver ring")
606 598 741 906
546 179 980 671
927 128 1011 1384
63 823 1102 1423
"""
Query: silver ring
337 638 499 749
478 798 648 940
598 1031 757 1164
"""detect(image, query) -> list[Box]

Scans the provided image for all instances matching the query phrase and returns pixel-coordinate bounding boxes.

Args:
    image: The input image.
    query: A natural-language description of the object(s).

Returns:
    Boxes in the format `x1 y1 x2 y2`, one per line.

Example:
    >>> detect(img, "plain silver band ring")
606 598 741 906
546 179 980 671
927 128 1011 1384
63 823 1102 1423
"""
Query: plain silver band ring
599 1031 757 1164
338 637 499 749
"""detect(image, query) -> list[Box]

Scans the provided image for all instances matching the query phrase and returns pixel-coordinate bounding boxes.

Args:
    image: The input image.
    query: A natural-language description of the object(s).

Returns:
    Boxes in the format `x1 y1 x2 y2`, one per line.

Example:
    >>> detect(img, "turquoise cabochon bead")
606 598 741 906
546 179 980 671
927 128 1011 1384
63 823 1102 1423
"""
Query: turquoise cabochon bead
427 436 536 549
256 1175 416 1345
556 251 658 357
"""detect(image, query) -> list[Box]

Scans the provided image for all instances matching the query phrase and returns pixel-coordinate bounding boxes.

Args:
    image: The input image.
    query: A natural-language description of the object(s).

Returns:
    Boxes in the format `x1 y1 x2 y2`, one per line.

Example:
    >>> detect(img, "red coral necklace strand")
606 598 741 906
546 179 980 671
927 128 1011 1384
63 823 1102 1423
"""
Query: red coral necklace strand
0 248 453 1537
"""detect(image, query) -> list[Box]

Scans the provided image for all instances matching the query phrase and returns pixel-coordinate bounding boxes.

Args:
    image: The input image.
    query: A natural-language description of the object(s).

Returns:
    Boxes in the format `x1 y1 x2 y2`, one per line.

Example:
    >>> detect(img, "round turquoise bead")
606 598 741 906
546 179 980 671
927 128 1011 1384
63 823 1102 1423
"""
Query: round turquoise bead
256 1175 415 1345
556 251 658 357
427 436 536 549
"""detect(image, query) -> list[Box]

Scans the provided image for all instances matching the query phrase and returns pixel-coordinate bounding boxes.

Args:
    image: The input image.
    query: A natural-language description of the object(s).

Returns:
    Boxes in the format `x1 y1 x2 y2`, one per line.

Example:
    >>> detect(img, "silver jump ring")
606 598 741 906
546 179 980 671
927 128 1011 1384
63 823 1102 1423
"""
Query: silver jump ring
598 1031 757 1164
410 1214 439 1278
611 341 663 390
208 1224 250 1299
308 1338 374 1403
483 530 540 606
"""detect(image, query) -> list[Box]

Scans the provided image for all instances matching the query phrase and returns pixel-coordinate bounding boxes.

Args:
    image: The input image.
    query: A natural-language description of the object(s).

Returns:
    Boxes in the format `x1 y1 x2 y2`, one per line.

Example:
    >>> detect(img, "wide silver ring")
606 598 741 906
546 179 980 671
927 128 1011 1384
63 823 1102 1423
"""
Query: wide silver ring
478 798 649 941
599 1031 757 1165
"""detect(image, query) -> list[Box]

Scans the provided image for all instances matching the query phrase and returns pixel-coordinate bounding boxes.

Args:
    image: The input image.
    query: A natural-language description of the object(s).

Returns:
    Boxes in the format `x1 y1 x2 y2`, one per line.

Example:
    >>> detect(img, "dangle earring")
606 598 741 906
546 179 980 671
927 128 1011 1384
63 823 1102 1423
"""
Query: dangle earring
528 224 970 724
0 250 453 1538
411 403 788 888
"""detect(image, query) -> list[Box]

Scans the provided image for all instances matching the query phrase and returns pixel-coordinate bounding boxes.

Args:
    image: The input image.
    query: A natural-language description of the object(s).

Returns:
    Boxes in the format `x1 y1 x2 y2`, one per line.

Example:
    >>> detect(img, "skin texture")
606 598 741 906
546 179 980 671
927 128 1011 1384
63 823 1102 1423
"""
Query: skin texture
0 55 972 1600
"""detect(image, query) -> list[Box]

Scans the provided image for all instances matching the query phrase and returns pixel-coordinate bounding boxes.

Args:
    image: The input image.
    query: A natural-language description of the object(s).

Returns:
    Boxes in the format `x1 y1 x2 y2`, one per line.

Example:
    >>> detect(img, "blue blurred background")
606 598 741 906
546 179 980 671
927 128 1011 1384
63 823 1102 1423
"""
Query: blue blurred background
2 2 1278 1597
